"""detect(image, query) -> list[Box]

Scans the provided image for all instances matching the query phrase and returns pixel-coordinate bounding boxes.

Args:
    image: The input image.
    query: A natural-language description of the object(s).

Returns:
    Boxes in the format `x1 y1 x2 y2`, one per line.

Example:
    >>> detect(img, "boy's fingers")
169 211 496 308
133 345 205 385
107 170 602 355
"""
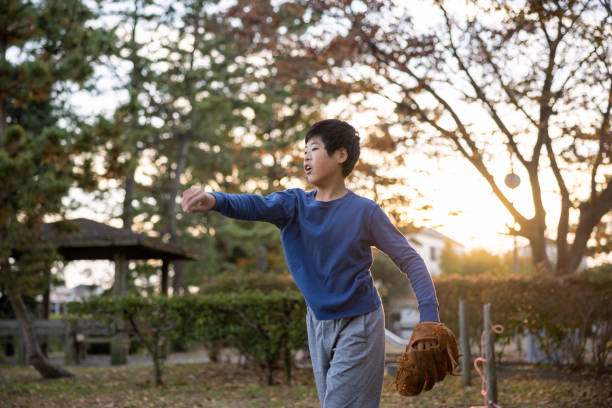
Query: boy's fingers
414 340 436 351
182 188 214 213
183 192 194 209
185 197 199 212
183 189 201 210
183 190 208 212
181 193 191 211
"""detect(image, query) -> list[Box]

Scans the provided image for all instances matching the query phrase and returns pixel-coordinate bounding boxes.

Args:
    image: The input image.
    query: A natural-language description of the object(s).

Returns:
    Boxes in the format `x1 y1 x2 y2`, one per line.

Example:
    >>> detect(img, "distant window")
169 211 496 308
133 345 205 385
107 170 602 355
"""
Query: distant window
430 246 437 260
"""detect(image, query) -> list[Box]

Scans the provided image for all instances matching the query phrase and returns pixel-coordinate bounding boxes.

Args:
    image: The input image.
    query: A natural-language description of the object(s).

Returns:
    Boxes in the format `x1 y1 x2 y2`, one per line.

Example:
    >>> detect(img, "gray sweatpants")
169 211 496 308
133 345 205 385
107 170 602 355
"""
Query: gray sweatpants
306 305 386 408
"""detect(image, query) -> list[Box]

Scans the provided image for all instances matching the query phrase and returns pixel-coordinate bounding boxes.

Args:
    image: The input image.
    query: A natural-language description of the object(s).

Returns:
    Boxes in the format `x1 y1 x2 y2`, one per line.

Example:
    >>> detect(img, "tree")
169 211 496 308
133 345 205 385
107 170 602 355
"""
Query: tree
90 0 163 295
146 0 263 293
0 0 111 378
301 0 611 275
147 0 354 289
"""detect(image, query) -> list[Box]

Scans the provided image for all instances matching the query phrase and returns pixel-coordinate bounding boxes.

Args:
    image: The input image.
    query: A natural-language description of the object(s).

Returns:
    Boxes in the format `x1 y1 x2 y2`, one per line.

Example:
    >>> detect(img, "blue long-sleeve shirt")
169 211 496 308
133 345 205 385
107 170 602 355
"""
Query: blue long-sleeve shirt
211 188 439 321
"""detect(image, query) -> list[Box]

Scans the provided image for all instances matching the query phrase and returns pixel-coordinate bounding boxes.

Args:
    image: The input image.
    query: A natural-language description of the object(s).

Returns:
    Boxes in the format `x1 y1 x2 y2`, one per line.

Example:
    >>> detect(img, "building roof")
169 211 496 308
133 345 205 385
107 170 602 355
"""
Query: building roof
40 218 198 261
406 228 464 248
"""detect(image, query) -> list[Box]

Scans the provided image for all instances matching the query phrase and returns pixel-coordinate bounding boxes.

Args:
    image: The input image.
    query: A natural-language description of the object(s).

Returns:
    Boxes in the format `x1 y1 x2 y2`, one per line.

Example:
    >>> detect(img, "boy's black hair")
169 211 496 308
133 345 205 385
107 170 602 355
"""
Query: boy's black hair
305 119 360 177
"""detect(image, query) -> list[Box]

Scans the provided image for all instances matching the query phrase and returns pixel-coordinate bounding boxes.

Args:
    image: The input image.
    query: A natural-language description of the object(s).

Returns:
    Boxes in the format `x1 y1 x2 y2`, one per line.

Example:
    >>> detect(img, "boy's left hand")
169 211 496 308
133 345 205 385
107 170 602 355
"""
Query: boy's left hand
394 322 459 396
413 339 436 351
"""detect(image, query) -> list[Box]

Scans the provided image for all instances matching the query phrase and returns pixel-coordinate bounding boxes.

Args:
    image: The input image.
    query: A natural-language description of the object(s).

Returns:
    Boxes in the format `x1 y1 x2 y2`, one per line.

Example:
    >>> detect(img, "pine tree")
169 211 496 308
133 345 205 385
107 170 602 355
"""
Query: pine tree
90 0 163 295
0 0 112 378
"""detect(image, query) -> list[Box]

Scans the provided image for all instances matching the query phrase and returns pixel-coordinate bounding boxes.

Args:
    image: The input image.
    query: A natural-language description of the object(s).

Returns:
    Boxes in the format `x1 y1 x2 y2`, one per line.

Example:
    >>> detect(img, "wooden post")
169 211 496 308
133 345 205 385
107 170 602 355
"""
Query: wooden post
111 253 128 365
114 253 127 296
161 259 169 296
484 303 498 407
459 299 471 386
64 320 78 365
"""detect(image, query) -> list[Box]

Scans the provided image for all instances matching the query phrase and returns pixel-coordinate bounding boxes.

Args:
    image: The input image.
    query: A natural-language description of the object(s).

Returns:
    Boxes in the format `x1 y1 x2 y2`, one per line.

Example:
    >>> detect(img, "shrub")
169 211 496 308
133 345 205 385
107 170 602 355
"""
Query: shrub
71 291 307 385
434 274 612 370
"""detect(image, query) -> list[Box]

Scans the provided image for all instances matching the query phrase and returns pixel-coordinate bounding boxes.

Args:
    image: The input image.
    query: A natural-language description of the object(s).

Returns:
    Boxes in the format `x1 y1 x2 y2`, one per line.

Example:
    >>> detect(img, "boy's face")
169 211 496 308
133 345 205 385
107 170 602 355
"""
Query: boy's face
304 136 347 186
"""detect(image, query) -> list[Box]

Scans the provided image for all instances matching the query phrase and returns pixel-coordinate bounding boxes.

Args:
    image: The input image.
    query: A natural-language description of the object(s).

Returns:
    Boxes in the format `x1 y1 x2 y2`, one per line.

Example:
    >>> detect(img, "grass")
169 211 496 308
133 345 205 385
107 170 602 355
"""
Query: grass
1 361 611 407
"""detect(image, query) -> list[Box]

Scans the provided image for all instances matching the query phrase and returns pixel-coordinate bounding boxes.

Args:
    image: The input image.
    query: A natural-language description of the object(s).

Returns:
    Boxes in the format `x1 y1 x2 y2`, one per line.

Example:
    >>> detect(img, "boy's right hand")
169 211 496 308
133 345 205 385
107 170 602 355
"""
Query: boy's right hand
182 187 216 213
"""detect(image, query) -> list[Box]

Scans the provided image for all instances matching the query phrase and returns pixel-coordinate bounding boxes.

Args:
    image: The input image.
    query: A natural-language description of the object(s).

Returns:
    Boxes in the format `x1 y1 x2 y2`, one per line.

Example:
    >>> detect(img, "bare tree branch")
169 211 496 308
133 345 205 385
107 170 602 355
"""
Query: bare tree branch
372 51 529 227
592 55 612 200
472 29 539 128
440 5 530 168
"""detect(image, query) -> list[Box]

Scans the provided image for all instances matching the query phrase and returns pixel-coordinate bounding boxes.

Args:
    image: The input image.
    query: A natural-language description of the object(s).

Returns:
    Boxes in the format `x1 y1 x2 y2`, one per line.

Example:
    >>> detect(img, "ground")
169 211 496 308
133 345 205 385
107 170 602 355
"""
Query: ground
1 357 611 408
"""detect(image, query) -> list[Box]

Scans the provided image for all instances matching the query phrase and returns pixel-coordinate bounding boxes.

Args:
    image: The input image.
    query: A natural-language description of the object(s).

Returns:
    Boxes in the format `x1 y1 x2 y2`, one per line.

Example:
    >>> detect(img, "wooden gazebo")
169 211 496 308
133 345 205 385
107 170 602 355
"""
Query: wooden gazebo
41 218 199 365
43 218 198 296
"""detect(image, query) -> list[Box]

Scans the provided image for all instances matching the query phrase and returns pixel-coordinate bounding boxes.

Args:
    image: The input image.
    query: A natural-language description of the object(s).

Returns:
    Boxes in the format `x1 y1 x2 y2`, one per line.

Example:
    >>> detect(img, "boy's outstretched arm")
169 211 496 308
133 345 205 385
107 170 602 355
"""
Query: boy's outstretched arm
181 186 293 227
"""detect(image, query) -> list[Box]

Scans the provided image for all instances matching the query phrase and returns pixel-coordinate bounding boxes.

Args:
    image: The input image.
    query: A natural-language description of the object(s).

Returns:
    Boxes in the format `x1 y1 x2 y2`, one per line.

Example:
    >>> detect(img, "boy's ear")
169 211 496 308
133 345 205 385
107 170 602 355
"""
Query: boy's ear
335 147 348 164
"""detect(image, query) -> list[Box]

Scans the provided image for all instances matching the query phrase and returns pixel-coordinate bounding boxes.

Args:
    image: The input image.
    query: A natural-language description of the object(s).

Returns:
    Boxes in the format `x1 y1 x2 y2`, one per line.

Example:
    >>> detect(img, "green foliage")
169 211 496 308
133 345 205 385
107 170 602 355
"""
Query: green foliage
0 124 85 294
193 291 308 385
434 272 612 370
0 0 112 297
577 263 612 280
0 0 112 111
200 272 298 294
370 252 413 300
71 291 307 385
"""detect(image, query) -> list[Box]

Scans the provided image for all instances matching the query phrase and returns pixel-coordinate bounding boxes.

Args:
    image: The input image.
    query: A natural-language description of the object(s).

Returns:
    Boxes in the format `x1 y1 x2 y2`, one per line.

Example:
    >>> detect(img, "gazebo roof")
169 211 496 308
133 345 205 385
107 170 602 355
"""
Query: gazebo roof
42 218 198 261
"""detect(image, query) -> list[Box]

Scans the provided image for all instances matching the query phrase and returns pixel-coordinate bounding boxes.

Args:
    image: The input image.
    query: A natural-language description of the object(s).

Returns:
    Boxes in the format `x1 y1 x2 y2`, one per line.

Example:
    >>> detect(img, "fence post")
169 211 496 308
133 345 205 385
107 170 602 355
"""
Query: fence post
459 299 471 386
64 320 78 365
484 303 498 407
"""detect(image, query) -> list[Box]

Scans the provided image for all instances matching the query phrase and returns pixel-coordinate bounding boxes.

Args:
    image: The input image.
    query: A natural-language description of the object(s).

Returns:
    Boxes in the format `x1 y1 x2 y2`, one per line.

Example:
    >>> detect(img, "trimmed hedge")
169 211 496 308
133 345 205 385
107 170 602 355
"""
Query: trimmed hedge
199 272 299 294
71 291 307 385
434 275 612 370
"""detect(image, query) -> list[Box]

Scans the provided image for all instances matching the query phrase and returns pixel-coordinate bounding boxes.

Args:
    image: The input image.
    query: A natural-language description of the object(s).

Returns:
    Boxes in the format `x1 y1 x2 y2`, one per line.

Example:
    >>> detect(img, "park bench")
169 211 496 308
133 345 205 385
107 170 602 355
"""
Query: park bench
0 319 119 365
0 319 67 365
65 319 117 364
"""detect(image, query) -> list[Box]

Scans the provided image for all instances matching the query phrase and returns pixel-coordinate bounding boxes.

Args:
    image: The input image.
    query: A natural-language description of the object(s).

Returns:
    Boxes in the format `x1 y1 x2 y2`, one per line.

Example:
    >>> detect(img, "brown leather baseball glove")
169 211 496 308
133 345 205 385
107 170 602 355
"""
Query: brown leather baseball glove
394 322 460 397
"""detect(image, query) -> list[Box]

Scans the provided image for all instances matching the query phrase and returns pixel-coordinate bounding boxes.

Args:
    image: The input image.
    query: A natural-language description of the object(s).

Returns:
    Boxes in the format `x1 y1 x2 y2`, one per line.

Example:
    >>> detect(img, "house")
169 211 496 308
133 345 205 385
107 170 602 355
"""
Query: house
405 228 465 276
39 284 104 315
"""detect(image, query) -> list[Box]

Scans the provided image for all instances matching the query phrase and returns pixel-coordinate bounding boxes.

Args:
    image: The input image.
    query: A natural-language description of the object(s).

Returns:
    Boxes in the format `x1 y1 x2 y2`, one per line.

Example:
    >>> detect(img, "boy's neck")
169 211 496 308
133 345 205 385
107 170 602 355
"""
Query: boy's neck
314 178 348 202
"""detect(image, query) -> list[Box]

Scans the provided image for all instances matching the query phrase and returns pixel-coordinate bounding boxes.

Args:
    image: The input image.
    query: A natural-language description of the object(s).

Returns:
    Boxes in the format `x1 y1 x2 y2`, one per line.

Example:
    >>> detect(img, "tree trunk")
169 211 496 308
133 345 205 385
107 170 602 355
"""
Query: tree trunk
7 290 72 378
521 214 552 274
283 336 292 384
0 96 6 146
265 358 274 385
171 262 183 296
161 259 169 296
558 185 612 275
168 133 190 295
0 46 6 144
41 270 50 357
528 235 551 274
118 172 137 295
122 174 136 230
152 337 164 386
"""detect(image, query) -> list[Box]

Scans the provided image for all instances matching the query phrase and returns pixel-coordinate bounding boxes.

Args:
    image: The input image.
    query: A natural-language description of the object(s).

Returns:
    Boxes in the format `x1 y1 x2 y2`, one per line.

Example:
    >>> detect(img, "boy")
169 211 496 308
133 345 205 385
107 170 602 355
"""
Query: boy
182 119 439 407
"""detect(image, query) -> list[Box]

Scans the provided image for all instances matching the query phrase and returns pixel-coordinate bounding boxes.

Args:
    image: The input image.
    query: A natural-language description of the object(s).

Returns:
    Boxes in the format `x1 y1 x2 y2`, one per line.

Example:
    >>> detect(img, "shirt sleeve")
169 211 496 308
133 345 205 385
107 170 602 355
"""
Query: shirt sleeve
211 190 294 228
368 204 440 322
